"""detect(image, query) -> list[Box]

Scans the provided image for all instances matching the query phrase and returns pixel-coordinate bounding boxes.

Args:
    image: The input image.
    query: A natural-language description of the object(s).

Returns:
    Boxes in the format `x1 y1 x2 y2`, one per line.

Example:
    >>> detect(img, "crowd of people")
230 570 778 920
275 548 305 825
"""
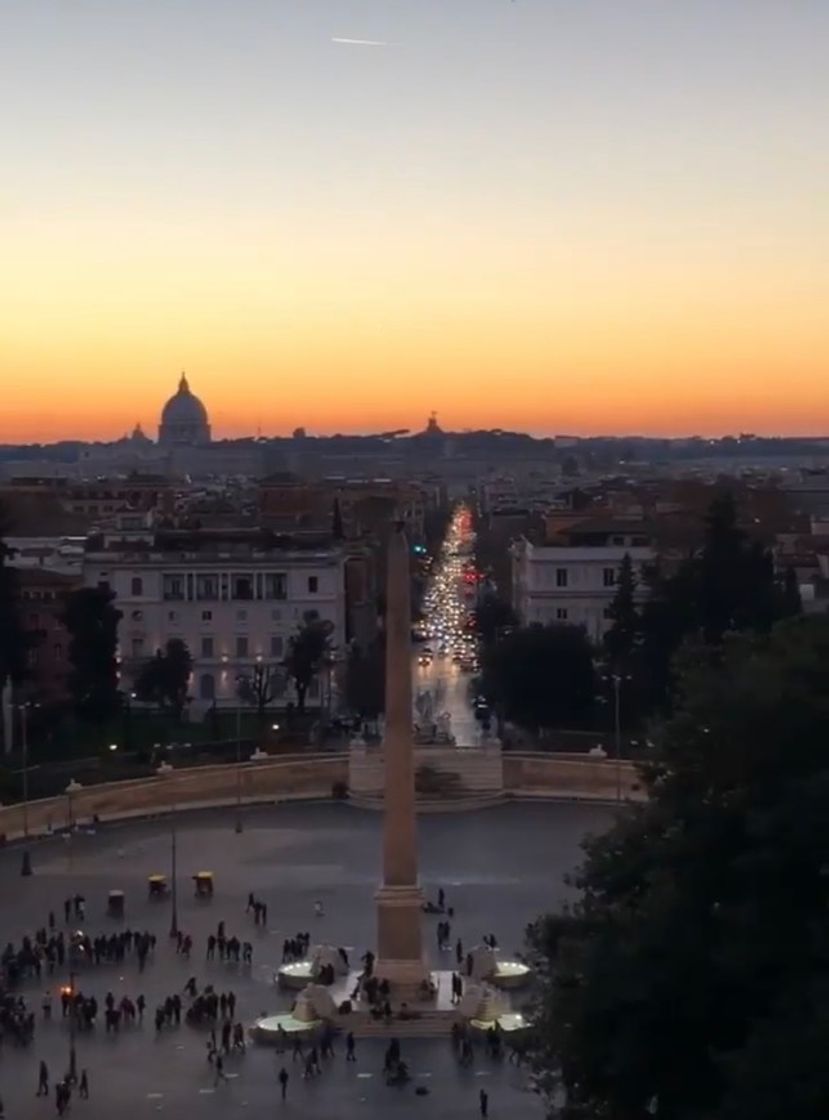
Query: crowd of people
0 877 521 1114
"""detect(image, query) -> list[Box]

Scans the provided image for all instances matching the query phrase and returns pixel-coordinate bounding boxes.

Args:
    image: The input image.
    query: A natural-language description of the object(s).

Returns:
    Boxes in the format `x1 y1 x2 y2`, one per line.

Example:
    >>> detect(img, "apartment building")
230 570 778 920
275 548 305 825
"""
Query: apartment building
83 527 346 711
511 519 654 643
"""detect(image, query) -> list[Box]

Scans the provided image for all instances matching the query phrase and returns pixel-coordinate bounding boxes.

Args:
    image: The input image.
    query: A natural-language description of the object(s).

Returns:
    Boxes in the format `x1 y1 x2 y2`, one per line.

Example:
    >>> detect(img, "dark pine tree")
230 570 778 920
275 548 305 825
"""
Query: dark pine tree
527 616 829 1120
603 552 639 670
63 586 122 723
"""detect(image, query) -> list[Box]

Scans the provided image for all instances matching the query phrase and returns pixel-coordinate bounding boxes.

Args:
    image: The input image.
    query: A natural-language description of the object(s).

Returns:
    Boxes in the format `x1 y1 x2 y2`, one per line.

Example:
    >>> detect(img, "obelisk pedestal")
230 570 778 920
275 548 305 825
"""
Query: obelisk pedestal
374 523 429 990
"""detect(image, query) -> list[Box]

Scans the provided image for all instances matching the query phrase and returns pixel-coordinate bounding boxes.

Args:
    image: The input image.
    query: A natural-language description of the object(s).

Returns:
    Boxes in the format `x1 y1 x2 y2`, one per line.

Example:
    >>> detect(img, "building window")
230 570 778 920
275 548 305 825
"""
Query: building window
199 673 215 700
555 568 568 587
97 580 111 593
231 574 253 601
201 637 214 658
201 610 212 622
131 576 143 596
131 637 145 658
270 635 284 658
264 573 287 600
237 610 247 622
308 575 319 594
28 649 39 668
168 610 178 623
162 575 184 601
602 606 614 620
603 568 616 587
196 574 219 600
556 608 568 621
131 609 143 622
53 643 64 660
236 636 249 658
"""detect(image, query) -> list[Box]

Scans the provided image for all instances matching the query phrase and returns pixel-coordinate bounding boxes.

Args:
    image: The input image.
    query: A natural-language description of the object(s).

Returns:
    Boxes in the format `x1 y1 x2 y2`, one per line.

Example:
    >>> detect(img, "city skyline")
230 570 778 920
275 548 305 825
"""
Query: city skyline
2 0 827 442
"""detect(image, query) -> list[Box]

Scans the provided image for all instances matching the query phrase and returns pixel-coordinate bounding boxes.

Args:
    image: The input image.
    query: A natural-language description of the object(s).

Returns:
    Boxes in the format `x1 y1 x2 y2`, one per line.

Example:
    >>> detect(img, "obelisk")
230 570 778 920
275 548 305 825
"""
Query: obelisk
374 522 428 988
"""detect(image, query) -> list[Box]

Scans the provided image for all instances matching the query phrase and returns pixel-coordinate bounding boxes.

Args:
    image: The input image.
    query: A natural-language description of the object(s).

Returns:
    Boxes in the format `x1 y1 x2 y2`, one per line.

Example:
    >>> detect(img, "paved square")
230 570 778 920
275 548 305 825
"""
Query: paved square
0 801 611 1117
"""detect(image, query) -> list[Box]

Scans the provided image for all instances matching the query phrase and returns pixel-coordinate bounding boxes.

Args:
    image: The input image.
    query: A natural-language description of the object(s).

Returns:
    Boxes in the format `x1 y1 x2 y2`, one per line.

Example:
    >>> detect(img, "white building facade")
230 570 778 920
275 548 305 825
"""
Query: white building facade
83 531 346 712
511 537 654 643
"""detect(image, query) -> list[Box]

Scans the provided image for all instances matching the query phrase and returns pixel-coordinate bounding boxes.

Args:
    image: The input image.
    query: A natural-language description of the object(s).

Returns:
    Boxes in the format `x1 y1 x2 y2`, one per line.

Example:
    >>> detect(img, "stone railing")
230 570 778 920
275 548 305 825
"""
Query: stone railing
0 753 348 841
503 752 644 801
0 748 646 841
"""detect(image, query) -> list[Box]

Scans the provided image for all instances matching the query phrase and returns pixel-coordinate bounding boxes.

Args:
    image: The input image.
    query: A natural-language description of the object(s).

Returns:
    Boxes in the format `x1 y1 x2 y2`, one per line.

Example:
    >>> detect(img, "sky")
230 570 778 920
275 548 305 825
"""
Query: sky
1 0 827 442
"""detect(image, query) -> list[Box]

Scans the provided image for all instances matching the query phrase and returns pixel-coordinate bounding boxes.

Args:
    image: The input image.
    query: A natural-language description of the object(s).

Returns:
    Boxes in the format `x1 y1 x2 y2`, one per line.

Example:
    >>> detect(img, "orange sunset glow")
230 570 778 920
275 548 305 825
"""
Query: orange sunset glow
1 1 826 442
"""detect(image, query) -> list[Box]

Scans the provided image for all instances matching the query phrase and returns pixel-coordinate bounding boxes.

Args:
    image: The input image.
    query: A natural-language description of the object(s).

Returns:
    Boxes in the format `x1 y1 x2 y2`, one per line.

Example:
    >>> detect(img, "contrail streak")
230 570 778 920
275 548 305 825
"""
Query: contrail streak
331 37 392 47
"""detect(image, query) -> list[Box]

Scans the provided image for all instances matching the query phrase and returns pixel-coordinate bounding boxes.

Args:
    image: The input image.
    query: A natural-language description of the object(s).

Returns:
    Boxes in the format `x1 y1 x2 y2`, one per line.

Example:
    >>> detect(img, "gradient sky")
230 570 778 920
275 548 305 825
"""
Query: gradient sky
1 0 827 442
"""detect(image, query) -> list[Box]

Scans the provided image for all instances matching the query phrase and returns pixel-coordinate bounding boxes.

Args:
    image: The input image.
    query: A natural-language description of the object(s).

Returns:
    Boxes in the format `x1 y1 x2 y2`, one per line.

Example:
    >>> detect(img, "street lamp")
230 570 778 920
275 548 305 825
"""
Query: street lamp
235 694 243 835
16 701 37 876
169 795 179 939
601 673 631 802
67 968 77 1084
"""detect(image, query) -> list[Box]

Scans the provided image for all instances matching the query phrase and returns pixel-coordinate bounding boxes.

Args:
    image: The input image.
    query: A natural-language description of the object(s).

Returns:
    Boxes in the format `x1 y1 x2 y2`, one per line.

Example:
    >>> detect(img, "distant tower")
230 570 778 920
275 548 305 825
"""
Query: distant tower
158 373 211 446
424 411 443 437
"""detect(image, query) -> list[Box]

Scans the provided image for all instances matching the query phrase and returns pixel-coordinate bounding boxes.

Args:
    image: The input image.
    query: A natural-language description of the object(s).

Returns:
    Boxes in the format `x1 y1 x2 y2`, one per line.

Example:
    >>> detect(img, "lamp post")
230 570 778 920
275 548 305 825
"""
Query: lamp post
67 967 77 1083
169 796 179 939
235 698 243 834
612 674 622 802
600 672 631 803
18 702 33 876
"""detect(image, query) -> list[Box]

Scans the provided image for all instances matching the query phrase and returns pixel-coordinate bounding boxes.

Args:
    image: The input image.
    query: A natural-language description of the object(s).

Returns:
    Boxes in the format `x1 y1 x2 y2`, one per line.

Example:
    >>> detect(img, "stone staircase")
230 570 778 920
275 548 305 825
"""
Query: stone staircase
349 745 504 804
349 792 504 813
342 1008 459 1039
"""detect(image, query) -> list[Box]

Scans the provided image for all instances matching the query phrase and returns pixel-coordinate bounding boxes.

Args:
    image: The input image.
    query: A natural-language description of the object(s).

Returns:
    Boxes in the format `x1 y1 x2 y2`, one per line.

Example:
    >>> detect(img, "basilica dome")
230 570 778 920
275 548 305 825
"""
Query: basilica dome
158 373 211 446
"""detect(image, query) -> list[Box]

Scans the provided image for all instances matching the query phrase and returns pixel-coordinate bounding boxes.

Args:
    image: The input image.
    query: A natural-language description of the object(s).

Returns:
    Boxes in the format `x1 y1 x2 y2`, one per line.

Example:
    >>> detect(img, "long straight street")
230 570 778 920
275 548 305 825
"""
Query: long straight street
414 506 485 747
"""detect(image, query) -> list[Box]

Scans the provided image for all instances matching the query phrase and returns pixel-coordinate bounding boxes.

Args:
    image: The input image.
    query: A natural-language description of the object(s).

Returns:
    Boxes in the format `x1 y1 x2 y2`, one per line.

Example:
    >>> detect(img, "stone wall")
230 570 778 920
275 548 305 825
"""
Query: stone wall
0 754 348 841
503 752 643 801
0 749 645 841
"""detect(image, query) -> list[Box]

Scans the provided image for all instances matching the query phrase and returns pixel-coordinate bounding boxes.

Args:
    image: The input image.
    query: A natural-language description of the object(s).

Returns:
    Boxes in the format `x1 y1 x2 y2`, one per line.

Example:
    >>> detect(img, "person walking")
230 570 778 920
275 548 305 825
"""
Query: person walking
278 1066 289 1101
345 1031 356 1062
479 1088 489 1117
78 1070 89 1100
37 1060 49 1096
214 1054 227 1086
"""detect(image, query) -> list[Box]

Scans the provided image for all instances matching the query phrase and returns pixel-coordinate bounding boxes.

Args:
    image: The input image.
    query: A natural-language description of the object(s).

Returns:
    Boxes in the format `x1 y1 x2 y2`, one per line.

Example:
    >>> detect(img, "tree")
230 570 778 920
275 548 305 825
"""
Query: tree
602 552 639 670
63 586 122 722
134 638 193 720
780 565 802 617
527 616 829 1120
283 610 333 712
0 508 28 741
480 624 595 733
345 637 385 721
237 662 282 723
474 592 517 649
637 493 784 714
332 497 345 541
